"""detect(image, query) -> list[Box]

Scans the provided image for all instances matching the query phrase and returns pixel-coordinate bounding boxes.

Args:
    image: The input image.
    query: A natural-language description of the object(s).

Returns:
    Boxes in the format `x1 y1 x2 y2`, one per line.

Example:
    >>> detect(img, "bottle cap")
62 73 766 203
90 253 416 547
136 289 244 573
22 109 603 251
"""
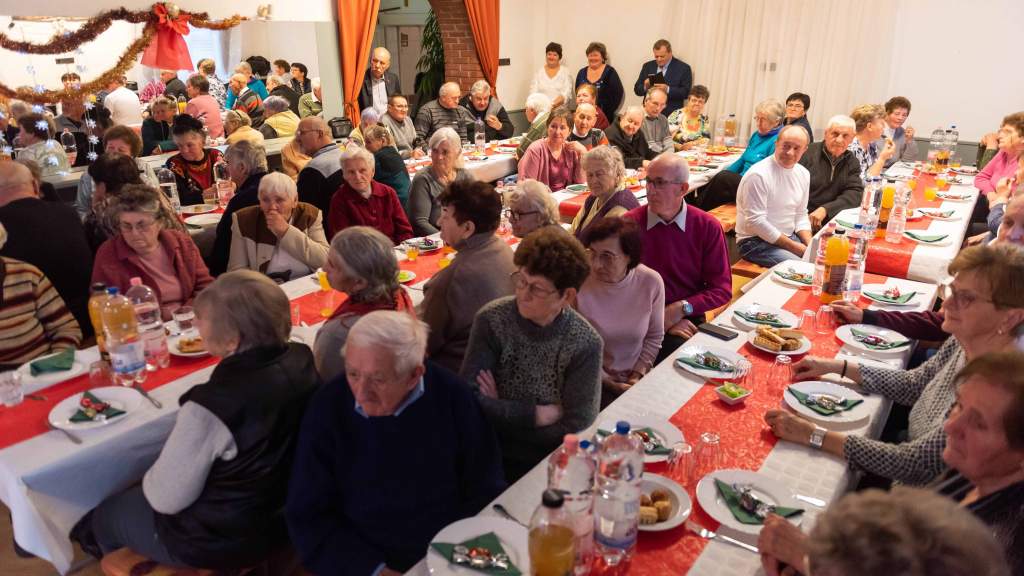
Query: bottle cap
106 287 119 295
563 434 579 448
615 421 631 435
91 282 106 292
541 489 565 508
129 277 142 286
579 440 592 450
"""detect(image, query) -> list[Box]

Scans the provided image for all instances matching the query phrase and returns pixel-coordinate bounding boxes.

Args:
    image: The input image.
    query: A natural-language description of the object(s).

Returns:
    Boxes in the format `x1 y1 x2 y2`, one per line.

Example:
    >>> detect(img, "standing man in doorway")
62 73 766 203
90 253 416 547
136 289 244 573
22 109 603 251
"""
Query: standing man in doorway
632 39 692 117
359 47 402 117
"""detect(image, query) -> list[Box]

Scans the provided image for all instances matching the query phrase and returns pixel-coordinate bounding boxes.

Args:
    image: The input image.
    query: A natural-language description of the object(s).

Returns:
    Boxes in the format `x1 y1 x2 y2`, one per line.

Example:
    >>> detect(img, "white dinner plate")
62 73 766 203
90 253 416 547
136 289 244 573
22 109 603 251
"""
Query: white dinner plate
935 191 974 203
835 324 910 355
674 346 748 381
426 517 530 575
745 329 811 356
695 469 803 536
860 283 921 307
179 204 217 215
902 231 952 247
904 208 925 221
639 473 692 532
953 166 978 175
168 335 209 357
731 303 799 331
919 208 961 221
47 386 142 431
404 237 444 252
184 213 222 226
784 381 868 427
565 183 589 193
770 261 815 289
16 352 87 393
596 415 684 464
398 270 417 284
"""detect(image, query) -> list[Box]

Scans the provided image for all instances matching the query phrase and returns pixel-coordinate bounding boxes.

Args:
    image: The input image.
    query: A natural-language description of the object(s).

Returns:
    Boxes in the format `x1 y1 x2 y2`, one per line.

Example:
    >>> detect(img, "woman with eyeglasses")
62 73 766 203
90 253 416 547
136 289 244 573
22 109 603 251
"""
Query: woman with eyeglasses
93 184 213 321
505 179 561 238
576 217 664 405
461 226 601 481
765 244 1024 486
570 146 639 240
781 92 813 143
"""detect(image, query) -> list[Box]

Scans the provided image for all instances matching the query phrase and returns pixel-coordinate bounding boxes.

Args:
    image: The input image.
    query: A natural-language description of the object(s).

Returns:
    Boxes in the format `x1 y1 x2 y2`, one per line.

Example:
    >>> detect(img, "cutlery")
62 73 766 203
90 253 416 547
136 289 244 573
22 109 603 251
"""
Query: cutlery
48 421 82 445
685 520 759 554
27 393 47 401
133 384 162 409
492 504 528 528
794 493 827 508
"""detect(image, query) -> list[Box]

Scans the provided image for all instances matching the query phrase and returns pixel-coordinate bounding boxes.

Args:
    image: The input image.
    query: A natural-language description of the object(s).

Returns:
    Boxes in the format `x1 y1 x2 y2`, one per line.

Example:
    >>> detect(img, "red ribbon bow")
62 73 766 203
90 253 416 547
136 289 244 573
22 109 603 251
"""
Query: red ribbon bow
153 3 191 35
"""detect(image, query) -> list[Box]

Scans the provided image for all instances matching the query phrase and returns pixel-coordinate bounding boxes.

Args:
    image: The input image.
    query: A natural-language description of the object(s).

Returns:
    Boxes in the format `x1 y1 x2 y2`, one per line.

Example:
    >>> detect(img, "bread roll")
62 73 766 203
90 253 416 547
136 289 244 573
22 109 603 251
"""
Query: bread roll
654 500 672 521
639 506 659 525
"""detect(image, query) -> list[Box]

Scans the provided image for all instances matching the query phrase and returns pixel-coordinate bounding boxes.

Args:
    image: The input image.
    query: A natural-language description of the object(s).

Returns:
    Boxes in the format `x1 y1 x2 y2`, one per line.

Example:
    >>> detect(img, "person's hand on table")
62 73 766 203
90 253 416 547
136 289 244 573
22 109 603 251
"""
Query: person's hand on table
535 403 562 426
758 514 810 576
485 114 503 131
265 208 290 237
966 231 989 247
476 369 499 399
626 369 645 385
792 356 841 381
904 125 915 141
764 409 815 444
829 300 863 324
808 207 827 230
602 371 632 395
668 319 698 339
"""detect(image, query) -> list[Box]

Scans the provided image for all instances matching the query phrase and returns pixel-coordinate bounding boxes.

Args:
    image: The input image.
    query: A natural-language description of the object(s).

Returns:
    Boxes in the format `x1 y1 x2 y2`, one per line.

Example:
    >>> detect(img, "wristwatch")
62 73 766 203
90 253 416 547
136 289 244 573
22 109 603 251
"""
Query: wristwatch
682 300 693 317
809 425 828 449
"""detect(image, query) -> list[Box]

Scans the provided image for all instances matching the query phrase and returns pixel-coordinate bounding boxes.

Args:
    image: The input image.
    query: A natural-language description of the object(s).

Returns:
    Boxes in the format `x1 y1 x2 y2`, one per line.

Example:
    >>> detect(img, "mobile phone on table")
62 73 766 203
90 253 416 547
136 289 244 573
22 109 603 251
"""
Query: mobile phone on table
698 322 738 341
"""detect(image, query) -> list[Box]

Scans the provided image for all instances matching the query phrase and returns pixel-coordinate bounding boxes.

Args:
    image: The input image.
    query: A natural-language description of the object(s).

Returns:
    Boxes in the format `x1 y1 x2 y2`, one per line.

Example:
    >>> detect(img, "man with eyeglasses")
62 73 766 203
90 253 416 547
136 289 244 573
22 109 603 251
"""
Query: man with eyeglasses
380 95 425 159
295 116 344 221
624 154 731 361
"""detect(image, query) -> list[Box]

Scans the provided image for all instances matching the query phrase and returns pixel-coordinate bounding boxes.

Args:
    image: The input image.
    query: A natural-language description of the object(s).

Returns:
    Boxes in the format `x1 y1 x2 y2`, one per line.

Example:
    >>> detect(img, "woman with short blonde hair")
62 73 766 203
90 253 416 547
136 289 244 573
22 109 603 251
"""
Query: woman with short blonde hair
849 103 895 180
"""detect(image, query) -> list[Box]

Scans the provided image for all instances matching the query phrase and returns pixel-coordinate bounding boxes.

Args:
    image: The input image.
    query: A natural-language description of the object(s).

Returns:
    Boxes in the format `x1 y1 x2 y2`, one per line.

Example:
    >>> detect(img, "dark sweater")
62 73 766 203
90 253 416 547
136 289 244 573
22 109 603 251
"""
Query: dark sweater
458 95 514 141
210 171 266 275
373 146 412 208
141 118 176 156
605 121 658 169
799 142 864 221
270 85 301 116
783 115 814 142
863 309 947 342
934 469 1024 576
286 361 505 575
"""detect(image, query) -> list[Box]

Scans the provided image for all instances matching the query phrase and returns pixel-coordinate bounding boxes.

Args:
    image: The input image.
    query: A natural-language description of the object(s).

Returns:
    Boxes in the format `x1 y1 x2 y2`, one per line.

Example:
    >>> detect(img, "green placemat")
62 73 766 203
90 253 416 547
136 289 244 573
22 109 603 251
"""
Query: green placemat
850 328 910 350
596 427 672 455
904 231 949 243
734 310 792 328
786 387 863 416
70 390 126 423
430 531 522 575
675 354 734 374
29 348 74 376
863 290 916 304
773 270 812 285
714 479 803 525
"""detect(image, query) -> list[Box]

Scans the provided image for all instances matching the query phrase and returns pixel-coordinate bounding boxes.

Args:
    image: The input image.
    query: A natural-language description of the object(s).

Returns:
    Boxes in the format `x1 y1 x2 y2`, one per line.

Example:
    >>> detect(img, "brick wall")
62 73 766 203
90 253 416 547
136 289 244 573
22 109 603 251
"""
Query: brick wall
428 0 485 94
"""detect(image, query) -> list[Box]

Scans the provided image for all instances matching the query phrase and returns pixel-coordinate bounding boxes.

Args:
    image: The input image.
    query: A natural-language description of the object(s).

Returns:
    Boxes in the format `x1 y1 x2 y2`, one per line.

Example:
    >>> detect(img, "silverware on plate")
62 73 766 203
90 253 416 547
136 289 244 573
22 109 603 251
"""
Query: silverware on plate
133 384 162 409
685 520 759 554
48 421 82 445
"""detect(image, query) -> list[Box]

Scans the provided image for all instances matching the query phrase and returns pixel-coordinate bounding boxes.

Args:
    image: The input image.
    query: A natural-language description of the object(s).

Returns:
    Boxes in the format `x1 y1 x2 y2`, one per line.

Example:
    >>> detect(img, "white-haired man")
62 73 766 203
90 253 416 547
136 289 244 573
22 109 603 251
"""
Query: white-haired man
358 47 402 116
514 92 552 159
287 310 505 576
160 69 187 101
266 73 300 116
799 114 864 229
641 86 674 154
605 106 659 169
298 78 323 118
225 61 269 110
459 80 513 142
296 116 344 219
414 81 475 142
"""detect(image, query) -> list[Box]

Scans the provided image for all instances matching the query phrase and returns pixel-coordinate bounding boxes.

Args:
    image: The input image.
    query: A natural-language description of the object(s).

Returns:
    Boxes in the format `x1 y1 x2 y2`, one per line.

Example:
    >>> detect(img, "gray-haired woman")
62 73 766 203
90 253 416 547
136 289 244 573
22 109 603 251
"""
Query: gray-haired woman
314 226 415 382
571 145 639 240
408 127 470 236
211 140 270 275
506 179 561 238
258 95 300 140
228 172 328 281
224 110 265 147
79 270 319 570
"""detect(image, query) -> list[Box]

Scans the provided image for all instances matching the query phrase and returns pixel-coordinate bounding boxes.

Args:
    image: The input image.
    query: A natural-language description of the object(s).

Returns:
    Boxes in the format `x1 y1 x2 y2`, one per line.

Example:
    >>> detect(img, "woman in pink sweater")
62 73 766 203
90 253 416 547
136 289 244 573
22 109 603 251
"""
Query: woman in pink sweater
184 75 225 138
517 107 584 192
976 111 1024 199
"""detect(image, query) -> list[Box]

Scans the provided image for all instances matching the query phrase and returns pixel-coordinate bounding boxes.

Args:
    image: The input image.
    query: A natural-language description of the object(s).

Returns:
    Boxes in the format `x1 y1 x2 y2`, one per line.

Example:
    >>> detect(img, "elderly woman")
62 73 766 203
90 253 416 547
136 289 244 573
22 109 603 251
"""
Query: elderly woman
880 96 917 168
575 83 609 130
976 112 1024 203
364 124 411 207
75 126 158 219
462 226 602 480
314 227 415 382
569 103 608 150
258 95 300 140
224 110 265 146
518 107 585 192
83 153 145 251
0 223 81 364
782 92 813 142
165 114 224 206
92 185 213 320
211 140 269 275
571 146 640 239
530 42 574 110
330 146 413 243
848 103 896 181
228 172 328 281
766 244 1024 486
576 217 663 403
15 113 69 177
142 96 177 155
184 74 224 139
574 42 624 123
419 179 515 373
604 106 658 170
408 127 468 236
78 270 319 570
348 108 380 147
668 85 711 150
506 179 561 238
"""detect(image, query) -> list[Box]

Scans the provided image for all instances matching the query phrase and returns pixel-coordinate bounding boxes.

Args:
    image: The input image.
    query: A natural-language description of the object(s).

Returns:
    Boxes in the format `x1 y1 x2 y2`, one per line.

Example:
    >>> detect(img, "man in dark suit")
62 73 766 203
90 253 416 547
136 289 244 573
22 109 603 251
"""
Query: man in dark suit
632 39 692 117
358 47 402 117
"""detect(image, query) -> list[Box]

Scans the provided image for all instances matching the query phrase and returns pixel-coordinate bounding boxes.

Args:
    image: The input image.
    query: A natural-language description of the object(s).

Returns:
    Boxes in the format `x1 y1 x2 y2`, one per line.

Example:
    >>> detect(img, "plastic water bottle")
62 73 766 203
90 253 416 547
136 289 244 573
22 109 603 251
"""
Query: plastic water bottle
945 125 959 159
812 222 836 297
858 176 882 238
548 434 596 575
929 126 946 169
126 277 169 371
885 184 909 244
474 116 486 148
844 224 867 302
593 421 643 574
157 167 181 213
60 128 77 166
101 287 147 386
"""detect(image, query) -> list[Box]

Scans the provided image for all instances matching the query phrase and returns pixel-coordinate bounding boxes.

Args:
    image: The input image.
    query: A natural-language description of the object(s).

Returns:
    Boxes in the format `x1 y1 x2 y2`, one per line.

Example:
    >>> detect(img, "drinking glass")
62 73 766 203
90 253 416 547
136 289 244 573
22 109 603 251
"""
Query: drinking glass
0 371 23 407
173 306 195 334
696 432 722 478
906 178 918 191
769 355 793 396
730 357 752 388
668 441 697 488
815 305 835 335
216 181 234 208
797 309 817 330
924 186 938 202
88 360 112 389
291 303 302 327
319 291 335 318
936 175 948 190
950 154 961 170
405 245 419 262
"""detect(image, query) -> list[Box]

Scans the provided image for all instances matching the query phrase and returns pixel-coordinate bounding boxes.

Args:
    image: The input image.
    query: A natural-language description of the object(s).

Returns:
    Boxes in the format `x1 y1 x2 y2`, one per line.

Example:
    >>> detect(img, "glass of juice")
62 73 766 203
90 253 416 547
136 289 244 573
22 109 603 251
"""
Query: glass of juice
925 186 938 201
936 175 948 190
405 245 419 262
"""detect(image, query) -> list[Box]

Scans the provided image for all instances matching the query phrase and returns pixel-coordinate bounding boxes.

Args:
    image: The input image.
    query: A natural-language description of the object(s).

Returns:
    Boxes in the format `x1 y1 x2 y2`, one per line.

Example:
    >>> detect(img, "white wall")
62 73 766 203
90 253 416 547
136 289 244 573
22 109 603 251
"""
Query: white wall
0 0 335 22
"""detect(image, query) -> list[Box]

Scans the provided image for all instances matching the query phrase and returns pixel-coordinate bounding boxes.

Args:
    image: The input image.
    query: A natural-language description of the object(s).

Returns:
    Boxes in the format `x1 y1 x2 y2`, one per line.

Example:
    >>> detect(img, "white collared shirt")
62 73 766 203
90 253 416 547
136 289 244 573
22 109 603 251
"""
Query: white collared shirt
370 77 388 116
646 202 687 231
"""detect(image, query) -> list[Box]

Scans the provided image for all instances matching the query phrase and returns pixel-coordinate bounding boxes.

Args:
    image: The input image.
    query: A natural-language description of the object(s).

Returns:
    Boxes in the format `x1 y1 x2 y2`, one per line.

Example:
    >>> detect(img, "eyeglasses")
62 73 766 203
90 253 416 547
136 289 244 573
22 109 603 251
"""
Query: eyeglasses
296 129 323 136
510 271 559 299
647 178 686 189
119 219 156 234
786 102 805 110
586 248 621 267
504 208 539 221
940 281 994 309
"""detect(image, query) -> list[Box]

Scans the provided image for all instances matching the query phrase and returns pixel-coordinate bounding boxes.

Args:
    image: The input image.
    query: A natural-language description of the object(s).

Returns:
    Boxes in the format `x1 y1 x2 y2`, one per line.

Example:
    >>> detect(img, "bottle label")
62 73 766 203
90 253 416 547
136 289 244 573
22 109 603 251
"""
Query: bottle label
110 341 145 374
823 264 847 296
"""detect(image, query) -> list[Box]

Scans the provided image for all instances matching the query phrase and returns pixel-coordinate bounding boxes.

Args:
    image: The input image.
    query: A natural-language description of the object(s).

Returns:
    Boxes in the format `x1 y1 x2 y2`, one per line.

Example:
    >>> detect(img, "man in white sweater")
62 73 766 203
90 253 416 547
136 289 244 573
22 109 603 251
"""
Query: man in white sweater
735 125 812 266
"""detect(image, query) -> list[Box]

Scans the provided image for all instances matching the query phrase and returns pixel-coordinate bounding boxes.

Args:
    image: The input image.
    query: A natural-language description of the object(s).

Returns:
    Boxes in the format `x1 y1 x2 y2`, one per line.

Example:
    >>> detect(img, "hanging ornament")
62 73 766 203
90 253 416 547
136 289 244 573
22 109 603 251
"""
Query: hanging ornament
84 101 95 111
87 135 99 145
35 119 49 132
85 119 97 129
86 151 98 161
31 105 44 114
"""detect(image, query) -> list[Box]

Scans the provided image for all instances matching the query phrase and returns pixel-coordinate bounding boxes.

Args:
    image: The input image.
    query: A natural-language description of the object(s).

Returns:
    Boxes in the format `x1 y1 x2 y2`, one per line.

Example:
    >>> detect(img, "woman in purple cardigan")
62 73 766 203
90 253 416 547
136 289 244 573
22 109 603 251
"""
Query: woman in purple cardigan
570 145 639 240
517 107 584 192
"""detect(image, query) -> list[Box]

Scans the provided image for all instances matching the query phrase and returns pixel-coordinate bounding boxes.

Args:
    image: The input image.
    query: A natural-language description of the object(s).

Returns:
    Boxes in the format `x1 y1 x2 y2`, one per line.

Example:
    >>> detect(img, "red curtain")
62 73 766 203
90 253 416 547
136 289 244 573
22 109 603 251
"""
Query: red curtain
464 0 500 93
338 0 381 126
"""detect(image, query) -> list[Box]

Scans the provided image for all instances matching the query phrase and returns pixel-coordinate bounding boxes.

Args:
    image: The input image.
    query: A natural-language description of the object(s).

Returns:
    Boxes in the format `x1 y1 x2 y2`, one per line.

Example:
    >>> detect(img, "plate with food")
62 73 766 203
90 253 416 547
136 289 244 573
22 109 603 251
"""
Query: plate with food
785 381 868 426
861 284 920 306
696 469 803 535
705 145 730 155
746 326 811 356
596 415 684 464
398 270 417 284
179 204 217 216
184 213 222 226
48 387 141 431
673 346 748 381
935 191 974 202
404 237 443 253
919 208 960 221
427 516 529 575
903 230 952 246
771 262 815 288
732 304 798 330
836 324 910 355
904 208 925 221
639 473 692 532
169 334 209 357
953 166 978 175
564 183 589 194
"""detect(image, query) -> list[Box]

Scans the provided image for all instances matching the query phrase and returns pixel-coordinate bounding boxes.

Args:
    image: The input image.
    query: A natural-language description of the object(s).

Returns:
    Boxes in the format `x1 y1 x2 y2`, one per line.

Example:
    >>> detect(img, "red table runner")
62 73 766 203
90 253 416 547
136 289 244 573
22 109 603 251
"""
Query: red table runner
558 184 646 219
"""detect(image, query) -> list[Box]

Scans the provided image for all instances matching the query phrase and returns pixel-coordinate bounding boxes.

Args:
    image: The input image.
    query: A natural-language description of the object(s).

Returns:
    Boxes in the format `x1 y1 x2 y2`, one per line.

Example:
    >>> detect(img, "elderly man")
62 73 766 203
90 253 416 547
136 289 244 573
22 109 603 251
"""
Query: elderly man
161 70 187 101
514 92 552 159
641 86 673 154
210 141 269 275
258 96 300 140
380 95 424 159
298 78 323 118
605 106 659 169
358 47 402 117
0 162 93 335
103 75 143 126
632 39 692 117
329 147 413 243
799 115 863 229
229 73 265 128
625 154 731 362
266 74 300 116
459 80 513 142
225 61 269 110
736 125 813 266
415 82 474 143
287 311 505 576
296 116 344 219
568 103 608 150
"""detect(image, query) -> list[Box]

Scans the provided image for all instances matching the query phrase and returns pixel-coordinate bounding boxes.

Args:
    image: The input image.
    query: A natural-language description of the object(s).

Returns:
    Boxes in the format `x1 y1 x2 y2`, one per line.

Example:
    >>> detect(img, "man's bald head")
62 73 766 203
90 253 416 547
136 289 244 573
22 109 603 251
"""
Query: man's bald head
296 116 333 155
0 161 37 206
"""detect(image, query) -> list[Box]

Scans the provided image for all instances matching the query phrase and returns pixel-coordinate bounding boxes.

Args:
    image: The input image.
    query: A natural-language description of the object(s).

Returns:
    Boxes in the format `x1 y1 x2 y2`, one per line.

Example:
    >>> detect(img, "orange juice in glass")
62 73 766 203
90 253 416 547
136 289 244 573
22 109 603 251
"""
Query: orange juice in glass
925 186 938 201
936 175 948 190
405 245 419 262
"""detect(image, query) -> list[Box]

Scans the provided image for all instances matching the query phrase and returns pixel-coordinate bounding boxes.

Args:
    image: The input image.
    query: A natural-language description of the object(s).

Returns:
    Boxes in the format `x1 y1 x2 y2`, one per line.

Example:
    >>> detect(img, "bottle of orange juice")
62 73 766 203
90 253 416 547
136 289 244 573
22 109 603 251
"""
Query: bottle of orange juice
820 229 850 304
88 283 110 360
876 184 895 238
529 489 577 576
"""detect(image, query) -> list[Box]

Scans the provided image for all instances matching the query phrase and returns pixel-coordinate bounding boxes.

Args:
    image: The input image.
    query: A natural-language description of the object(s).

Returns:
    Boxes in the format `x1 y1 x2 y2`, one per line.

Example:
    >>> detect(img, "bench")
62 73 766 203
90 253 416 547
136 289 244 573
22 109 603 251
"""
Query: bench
730 258 768 279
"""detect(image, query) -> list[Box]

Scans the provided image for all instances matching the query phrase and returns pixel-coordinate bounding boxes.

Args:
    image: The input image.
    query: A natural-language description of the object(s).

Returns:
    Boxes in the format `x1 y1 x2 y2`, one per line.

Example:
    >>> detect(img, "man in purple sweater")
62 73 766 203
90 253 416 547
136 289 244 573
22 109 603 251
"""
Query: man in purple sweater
625 154 732 362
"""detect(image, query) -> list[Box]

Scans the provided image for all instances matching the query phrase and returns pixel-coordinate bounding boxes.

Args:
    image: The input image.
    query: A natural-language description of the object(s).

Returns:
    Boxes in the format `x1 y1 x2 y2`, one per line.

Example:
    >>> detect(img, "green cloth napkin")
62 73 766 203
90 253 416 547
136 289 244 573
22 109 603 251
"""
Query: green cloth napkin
850 327 910 350
714 479 803 525
70 390 126 423
835 218 857 229
596 427 673 455
430 532 522 576
30 348 74 377
863 290 917 304
675 354 735 374
734 310 792 328
904 231 949 243
773 270 812 285
786 387 863 416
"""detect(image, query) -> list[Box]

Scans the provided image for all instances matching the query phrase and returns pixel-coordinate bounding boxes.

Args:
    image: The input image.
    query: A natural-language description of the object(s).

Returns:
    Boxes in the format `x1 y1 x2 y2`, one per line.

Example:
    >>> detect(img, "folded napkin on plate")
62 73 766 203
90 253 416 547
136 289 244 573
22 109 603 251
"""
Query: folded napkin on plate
863 290 917 304
904 231 949 243
734 310 792 328
835 218 858 229
430 531 521 575
29 348 74 377
850 327 910 350
70 390 126 423
786 387 863 416
714 479 803 525
773 270 812 285
596 427 672 455
675 354 734 374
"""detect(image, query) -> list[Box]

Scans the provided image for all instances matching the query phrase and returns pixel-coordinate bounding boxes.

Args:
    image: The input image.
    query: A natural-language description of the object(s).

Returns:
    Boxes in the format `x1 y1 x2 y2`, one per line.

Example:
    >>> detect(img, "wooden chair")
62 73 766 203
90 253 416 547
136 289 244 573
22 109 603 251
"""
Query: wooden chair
706 202 737 233
730 258 768 279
